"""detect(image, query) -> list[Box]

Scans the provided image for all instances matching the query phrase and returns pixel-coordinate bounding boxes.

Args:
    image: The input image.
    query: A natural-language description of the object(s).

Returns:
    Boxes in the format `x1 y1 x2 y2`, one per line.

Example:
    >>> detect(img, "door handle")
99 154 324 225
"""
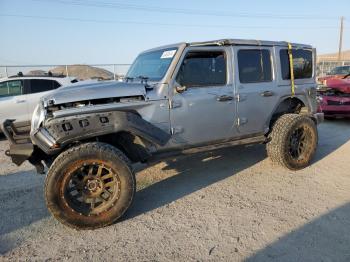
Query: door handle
260 91 274 97
217 95 234 102
16 100 26 103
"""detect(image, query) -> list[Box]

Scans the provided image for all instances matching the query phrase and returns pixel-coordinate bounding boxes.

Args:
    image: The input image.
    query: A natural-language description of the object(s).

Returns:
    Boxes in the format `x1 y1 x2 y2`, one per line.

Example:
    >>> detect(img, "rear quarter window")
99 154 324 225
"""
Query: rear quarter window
280 49 313 79
29 79 61 94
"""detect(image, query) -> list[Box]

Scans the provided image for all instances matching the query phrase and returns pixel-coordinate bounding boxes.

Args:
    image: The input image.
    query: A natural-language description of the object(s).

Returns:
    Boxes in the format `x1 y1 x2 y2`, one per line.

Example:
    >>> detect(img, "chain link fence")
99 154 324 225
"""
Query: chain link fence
2 61 349 80
0 64 131 80
317 60 350 77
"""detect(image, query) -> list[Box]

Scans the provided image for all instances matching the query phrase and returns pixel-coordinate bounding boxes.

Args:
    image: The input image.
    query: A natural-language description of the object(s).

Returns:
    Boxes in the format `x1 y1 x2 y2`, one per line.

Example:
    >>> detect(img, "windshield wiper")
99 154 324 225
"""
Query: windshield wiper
136 75 149 85
137 75 149 80
125 75 149 82
125 76 134 82
125 75 152 88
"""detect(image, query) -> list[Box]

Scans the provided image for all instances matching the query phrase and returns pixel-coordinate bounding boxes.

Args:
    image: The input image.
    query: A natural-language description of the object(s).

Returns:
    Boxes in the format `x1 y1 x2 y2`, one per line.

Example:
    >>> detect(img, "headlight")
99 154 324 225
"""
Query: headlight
30 103 45 134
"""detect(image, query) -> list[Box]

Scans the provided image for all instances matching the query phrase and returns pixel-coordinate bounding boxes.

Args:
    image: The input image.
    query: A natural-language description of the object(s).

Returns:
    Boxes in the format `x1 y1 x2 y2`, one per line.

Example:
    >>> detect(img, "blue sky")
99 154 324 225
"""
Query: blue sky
0 0 349 65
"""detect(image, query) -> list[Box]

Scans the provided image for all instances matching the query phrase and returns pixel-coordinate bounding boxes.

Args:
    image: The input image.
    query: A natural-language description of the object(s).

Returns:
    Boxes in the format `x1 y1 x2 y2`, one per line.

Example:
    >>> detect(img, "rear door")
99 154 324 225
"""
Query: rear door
0 79 28 124
277 46 316 110
234 46 281 135
26 79 61 119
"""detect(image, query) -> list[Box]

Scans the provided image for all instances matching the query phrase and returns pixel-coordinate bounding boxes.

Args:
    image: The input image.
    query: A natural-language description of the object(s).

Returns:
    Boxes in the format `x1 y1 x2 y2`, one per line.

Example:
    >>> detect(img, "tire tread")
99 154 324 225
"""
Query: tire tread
45 142 135 230
266 114 317 170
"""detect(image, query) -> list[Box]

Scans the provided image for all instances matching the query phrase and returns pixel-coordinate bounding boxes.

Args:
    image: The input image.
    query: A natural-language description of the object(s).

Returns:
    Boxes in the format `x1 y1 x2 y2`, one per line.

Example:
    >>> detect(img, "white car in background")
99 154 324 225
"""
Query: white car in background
0 74 78 131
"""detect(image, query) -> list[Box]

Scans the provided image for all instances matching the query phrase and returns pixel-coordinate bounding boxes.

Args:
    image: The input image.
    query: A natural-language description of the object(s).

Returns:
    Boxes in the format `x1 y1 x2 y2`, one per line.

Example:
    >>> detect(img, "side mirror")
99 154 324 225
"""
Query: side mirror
175 85 187 93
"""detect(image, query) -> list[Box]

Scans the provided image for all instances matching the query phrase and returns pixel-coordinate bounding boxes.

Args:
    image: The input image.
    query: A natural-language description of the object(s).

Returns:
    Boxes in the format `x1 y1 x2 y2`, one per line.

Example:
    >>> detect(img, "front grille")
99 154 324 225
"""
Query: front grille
327 100 350 106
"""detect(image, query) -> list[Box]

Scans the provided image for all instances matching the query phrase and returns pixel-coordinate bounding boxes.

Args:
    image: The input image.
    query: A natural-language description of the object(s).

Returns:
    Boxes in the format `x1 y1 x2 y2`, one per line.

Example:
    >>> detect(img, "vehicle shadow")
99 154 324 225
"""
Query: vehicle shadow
0 121 348 254
125 120 350 220
0 171 48 254
0 144 267 254
246 202 350 262
125 144 267 220
0 133 6 141
313 119 350 163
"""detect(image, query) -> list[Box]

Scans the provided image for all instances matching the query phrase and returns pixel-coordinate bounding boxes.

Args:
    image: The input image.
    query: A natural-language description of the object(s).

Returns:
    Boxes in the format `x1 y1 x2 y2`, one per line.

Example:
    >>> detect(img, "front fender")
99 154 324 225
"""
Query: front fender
32 111 171 154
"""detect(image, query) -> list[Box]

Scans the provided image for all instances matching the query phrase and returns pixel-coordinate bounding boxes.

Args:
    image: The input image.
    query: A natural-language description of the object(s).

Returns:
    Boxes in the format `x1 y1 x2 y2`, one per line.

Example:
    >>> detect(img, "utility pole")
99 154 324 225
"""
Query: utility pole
338 16 344 61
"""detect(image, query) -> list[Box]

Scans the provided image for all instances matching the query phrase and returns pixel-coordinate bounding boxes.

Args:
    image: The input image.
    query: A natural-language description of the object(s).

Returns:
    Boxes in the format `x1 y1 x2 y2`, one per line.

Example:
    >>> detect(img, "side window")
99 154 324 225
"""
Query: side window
53 81 61 89
29 79 61 94
238 49 272 83
0 80 23 97
176 51 227 87
280 49 313 79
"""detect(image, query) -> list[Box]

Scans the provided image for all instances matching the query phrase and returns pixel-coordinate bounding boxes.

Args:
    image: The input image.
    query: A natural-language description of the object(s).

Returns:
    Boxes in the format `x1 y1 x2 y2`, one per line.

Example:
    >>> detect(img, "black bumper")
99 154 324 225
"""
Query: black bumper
2 119 34 166
313 112 324 125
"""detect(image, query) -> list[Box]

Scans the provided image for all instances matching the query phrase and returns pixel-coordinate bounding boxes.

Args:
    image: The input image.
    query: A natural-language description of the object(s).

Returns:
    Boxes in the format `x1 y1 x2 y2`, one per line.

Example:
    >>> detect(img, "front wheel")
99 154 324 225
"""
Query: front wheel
45 142 135 230
266 114 318 170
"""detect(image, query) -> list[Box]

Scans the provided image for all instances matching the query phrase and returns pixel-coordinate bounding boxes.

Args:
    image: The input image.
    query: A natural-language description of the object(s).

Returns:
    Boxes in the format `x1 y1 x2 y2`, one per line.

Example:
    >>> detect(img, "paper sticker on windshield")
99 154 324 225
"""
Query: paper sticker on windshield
161 50 176 59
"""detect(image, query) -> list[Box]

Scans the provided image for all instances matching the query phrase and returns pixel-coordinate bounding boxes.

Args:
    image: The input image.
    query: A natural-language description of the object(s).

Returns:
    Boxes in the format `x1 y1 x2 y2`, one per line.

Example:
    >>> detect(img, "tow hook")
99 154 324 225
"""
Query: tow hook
28 159 45 175
34 163 45 175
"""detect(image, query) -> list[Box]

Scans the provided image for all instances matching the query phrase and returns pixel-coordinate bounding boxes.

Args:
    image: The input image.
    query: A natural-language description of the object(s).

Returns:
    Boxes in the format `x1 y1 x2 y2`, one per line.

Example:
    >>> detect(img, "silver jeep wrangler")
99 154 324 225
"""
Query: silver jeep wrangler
3 39 323 229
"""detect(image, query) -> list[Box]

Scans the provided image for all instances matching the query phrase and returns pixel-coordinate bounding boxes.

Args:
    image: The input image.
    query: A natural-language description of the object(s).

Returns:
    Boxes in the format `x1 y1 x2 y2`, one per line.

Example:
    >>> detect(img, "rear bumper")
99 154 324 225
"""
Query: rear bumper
313 112 324 125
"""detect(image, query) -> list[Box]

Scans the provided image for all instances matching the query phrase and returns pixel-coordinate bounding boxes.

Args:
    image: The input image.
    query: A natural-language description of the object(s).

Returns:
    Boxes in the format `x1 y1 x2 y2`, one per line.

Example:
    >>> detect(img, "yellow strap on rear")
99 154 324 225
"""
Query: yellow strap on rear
287 42 295 97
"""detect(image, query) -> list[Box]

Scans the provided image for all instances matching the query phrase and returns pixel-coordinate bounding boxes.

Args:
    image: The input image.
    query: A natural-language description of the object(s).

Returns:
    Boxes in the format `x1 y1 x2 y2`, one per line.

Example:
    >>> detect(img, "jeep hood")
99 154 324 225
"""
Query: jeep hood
42 81 147 106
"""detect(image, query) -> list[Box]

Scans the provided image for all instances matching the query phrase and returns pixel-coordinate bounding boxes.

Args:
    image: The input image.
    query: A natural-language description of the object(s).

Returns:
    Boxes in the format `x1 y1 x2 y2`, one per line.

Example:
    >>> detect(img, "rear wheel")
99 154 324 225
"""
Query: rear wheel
45 142 135 230
266 114 318 170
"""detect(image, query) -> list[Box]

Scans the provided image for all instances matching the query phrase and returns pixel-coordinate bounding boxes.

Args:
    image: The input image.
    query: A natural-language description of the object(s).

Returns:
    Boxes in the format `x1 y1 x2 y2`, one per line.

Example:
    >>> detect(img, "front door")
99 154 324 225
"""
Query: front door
234 46 280 135
169 47 237 147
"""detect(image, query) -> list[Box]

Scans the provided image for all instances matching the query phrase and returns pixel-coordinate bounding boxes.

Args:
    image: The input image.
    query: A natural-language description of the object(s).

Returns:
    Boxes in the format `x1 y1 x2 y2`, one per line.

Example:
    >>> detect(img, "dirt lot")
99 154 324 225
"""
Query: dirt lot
0 120 350 261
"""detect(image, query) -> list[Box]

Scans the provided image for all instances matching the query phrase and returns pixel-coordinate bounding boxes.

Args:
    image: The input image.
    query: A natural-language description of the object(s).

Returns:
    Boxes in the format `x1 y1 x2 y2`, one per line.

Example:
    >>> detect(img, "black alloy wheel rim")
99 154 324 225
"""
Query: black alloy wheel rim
62 161 121 216
288 125 312 160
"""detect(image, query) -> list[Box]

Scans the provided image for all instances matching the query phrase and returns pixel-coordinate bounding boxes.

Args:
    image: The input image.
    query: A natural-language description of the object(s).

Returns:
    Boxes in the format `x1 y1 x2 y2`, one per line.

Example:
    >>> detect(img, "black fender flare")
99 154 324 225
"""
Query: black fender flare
265 95 307 130
120 112 171 146
37 111 171 154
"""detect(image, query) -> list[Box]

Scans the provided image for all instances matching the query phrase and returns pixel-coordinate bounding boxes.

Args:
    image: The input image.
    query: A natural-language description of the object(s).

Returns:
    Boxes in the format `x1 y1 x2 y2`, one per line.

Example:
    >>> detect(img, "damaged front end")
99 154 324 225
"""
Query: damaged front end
317 77 350 117
3 80 171 174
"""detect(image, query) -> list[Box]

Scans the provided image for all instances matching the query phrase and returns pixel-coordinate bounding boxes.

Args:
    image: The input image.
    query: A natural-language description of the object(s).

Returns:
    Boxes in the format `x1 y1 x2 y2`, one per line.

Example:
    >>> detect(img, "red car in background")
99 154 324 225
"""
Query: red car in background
317 74 350 119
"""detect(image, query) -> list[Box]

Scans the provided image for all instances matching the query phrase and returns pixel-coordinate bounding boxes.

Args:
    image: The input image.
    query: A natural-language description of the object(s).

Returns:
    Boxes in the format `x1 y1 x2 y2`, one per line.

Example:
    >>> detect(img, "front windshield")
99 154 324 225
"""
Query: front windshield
126 48 178 81
330 66 350 75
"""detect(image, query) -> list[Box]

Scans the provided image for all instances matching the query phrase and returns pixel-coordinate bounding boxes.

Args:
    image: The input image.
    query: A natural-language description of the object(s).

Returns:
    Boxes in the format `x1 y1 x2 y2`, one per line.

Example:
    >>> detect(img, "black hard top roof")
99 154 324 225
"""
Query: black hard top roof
189 39 312 49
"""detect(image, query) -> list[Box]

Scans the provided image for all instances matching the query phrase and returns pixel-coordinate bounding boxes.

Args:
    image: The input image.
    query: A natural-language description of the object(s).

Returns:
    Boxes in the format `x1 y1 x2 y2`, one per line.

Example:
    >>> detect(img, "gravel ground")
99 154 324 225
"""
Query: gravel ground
0 120 350 261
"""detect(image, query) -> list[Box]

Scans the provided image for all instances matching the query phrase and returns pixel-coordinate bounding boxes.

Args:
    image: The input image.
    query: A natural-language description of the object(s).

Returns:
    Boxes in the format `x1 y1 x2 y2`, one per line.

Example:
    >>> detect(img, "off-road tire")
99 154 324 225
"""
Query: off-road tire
45 142 135 230
266 114 318 170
